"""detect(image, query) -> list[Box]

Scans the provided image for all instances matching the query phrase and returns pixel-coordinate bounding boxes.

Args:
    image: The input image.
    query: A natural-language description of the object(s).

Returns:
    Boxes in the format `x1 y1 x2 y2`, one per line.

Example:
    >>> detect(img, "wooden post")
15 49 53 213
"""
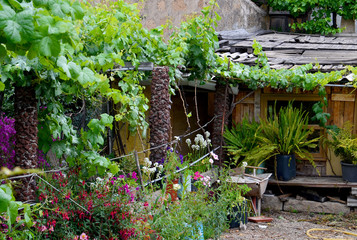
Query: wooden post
134 151 144 191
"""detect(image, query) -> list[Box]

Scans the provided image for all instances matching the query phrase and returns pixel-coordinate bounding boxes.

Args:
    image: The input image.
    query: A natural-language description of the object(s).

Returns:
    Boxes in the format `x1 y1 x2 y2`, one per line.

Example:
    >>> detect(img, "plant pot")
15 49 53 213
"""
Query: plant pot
166 179 179 201
341 161 357 182
276 154 296 181
185 221 204 240
228 201 248 229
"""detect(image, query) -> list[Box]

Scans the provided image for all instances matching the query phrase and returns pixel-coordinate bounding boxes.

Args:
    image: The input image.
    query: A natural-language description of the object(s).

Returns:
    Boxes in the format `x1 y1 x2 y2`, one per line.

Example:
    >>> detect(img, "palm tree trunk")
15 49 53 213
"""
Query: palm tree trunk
149 66 171 163
14 85 38 202
212 81 230 165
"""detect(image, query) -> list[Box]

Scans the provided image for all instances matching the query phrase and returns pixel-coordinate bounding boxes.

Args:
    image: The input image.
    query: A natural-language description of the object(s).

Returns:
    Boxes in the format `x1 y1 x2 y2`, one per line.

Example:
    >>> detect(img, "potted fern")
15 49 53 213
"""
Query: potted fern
326 123 357 182
223 117 266 169
250 103 320 181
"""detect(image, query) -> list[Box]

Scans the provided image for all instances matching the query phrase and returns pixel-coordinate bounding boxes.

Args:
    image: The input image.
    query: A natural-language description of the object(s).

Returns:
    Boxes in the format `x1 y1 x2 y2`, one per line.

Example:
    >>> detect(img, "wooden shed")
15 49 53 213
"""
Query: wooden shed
217 32 357 178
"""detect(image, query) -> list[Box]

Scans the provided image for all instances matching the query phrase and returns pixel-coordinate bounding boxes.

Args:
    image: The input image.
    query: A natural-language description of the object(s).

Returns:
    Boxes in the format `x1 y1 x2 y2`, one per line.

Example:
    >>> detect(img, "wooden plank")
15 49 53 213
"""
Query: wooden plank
354 95 357 134
345 101 354 123
333 101 340 127
269 176 357 188
302 50 357 58
331 94 355 102
339 101 345 127
254 90 261 122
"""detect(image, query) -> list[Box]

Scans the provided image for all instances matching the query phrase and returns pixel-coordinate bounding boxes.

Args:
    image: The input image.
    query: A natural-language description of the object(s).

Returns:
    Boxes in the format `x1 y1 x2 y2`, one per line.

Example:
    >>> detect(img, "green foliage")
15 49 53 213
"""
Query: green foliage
249 103 320 170
0 183 34 238
326 122 357 165
267 0 357 35
224 117 264 167
167 0 220 83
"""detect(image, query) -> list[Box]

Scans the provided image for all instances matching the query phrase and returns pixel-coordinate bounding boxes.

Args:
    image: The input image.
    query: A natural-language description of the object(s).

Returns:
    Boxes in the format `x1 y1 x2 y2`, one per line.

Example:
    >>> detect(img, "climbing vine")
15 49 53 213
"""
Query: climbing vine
0 0 356 177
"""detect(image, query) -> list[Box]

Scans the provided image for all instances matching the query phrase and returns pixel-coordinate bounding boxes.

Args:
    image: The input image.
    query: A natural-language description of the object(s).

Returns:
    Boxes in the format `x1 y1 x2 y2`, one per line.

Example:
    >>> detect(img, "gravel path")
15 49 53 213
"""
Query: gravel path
220 211 357 240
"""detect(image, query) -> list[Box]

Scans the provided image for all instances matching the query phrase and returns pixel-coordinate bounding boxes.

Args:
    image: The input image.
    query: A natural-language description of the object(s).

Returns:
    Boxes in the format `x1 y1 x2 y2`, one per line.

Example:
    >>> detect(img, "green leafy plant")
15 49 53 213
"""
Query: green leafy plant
224 116 264 167
326 122 357 165
0 184 34 239
248 102 320 170
267 0 357 35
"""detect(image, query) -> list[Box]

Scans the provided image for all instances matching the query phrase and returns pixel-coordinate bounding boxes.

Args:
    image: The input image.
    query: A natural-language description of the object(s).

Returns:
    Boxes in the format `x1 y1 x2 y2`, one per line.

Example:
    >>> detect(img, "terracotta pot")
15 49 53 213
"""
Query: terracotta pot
166 179 179 201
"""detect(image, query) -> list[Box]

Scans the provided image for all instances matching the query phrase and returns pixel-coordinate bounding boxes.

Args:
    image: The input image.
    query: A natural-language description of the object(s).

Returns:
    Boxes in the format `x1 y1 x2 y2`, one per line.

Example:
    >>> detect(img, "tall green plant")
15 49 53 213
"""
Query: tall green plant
223 117 264 167
248 103 320 170
326 122 357 165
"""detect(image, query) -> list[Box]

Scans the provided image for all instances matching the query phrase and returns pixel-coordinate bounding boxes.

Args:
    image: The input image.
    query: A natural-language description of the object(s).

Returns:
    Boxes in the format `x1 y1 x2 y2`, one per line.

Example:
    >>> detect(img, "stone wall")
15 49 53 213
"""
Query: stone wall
129 0 267 32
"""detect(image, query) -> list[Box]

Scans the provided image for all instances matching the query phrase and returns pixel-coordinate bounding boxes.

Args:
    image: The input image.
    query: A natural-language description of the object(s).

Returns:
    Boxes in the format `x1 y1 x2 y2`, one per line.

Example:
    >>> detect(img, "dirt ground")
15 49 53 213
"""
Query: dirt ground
220 210 357 240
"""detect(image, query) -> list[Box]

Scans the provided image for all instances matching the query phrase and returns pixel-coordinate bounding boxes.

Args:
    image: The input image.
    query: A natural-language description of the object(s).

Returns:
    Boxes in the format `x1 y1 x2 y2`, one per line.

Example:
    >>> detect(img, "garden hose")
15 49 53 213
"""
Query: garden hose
306 228 357 240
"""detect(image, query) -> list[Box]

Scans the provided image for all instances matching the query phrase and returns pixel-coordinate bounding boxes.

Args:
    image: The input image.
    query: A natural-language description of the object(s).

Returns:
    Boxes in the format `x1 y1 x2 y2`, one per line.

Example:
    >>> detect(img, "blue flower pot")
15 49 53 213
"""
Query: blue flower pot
276 154 296 181
341 161 357 182
185 221 204 240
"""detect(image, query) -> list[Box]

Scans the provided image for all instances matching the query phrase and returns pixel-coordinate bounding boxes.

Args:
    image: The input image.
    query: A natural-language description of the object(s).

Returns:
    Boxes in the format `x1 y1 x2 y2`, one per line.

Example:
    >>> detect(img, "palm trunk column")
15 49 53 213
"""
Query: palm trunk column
212 80 230 165
149 66 171 163
14 86 38 202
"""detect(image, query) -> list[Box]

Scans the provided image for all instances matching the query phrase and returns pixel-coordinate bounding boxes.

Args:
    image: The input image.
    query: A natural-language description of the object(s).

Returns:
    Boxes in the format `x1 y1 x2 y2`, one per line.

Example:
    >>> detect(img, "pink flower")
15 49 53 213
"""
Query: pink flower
40 225 47 232
74 237 79 240
193 171 203 180
79 233 88 240
49 226 54 232
131 172 138 181
209 158 214 164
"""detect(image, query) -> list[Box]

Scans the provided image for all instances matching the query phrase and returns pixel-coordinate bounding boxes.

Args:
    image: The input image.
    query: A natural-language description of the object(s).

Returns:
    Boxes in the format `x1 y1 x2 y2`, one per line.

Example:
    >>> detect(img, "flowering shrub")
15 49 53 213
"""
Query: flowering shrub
0 114 16 169
34 169 159 239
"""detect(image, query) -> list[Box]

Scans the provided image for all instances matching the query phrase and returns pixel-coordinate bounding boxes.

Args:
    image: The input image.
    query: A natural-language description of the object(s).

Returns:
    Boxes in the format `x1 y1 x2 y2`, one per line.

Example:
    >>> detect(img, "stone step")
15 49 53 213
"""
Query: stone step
351 187 357 196
347 196 357 207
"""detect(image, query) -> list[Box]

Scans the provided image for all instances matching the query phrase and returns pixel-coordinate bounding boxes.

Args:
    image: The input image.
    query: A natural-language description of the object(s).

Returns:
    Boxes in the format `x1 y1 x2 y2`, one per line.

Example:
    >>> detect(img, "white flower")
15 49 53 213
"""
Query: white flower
205 131 210 138
194 134 204 145
96 177 103 182
158 164 163 170
217 180 221 184
186 138 191 146
200 139 207 148
174 136 181 141
209 158 214 164
207 139 211 145
210 151 219 160
154 162 158 167
144 157 152 167
142 166 148 173
173 184 181 191
107 173 113 178
242 161 248 168
149 167 156 173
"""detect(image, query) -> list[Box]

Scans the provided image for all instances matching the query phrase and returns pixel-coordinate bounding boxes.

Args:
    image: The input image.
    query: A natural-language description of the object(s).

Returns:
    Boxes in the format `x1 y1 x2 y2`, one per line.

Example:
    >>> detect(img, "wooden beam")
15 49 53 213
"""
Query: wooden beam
331 93 355 102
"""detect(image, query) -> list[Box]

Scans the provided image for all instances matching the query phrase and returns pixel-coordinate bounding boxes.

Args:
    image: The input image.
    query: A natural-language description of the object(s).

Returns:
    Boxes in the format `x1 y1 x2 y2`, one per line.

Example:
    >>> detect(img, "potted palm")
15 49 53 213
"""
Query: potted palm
249 103 320 181
326 123 357 182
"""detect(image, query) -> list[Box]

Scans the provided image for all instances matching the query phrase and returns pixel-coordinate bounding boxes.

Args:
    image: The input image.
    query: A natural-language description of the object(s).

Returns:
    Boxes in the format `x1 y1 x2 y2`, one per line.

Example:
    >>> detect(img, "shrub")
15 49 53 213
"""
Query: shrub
34 169 159 239
0 114 16 169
